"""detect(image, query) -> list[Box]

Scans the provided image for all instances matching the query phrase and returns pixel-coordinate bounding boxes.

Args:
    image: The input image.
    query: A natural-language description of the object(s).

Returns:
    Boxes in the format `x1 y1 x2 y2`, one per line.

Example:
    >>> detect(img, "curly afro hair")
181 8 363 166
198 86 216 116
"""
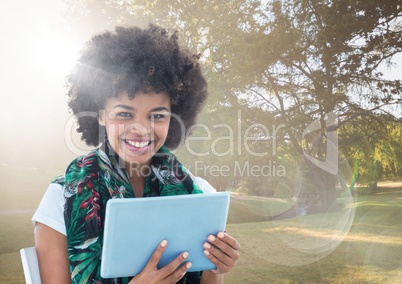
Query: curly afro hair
67 24 208 149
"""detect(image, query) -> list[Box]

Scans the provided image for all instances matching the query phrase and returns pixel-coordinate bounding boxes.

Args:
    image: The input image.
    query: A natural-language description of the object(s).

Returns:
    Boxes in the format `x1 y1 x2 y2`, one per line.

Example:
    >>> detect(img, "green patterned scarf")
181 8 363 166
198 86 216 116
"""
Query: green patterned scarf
57 142 203 284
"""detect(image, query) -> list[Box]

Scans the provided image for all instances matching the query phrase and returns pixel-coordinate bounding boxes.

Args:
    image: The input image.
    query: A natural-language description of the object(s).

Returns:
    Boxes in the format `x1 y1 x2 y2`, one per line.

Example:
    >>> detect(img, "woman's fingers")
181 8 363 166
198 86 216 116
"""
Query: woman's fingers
134 233 240 283
207 232 240 260
203 232 240 273
160 256 192 284
217 232 241 251
133 240 192 284
203 248 231 273
142 239 168 271
158 250 191 277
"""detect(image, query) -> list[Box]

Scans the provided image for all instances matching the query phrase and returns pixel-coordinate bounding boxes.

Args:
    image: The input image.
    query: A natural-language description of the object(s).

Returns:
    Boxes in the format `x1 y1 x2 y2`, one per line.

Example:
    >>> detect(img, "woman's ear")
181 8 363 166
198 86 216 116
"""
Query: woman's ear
98 110 106 126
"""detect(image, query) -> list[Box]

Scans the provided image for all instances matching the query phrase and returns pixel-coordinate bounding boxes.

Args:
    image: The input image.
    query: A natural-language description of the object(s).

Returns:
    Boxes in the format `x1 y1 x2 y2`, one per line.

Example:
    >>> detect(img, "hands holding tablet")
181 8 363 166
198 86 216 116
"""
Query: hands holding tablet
130 232 240 284
203 231 241 274
129 240 192 284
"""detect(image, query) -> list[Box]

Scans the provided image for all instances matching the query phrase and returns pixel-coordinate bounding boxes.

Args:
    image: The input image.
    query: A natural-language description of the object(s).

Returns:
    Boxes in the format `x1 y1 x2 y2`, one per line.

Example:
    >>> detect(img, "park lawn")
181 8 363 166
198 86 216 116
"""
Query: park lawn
228 194 294 223
0 212 35 284
224 184 402 283
1 184 402 283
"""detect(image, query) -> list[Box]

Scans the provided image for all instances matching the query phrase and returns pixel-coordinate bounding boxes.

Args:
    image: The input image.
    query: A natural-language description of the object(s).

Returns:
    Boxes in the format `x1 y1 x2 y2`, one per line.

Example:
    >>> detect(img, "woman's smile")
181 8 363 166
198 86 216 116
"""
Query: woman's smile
122 138 153 154
124 139 151 148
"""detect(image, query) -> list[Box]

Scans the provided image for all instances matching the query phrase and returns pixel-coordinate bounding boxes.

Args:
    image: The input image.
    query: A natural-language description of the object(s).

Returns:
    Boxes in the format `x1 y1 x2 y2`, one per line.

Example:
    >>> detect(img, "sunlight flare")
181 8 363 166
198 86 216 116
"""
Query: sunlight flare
35 32 78 77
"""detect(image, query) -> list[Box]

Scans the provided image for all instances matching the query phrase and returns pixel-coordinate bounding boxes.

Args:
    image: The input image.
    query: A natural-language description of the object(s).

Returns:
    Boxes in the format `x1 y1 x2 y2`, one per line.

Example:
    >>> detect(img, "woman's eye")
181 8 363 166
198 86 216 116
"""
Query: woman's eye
117 112 132 118
150 113 165 120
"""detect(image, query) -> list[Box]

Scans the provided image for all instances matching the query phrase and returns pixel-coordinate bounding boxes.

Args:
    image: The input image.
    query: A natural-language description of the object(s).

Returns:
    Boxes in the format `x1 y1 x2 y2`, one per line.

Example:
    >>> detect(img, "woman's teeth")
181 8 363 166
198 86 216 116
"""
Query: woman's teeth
126 140 150 148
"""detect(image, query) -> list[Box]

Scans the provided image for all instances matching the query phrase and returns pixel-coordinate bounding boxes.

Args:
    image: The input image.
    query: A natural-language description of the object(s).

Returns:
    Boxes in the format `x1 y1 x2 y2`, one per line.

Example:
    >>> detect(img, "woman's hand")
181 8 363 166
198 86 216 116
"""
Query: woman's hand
129 240 192 284
203 231 240 274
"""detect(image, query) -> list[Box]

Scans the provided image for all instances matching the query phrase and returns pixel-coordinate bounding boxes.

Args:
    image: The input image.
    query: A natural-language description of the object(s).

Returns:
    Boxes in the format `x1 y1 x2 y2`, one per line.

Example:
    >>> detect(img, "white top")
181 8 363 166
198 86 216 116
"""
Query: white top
32 177 216 236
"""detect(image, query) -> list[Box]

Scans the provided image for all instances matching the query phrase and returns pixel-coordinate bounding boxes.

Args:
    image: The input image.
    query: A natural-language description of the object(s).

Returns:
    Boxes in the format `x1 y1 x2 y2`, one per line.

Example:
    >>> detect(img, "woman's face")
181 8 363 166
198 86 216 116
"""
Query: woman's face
99 91 171 171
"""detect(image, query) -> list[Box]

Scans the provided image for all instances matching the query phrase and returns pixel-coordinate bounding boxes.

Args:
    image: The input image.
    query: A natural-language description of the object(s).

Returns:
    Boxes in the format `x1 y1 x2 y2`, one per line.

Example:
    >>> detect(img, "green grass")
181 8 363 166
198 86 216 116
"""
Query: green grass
0 213 35 283
224 184 402 283
1 165 402 283
228 195 293 223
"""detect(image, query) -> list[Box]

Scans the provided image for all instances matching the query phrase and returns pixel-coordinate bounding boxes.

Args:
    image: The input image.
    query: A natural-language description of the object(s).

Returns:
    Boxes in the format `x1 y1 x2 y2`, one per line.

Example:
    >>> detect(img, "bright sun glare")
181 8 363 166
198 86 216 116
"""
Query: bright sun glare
35 33 78 77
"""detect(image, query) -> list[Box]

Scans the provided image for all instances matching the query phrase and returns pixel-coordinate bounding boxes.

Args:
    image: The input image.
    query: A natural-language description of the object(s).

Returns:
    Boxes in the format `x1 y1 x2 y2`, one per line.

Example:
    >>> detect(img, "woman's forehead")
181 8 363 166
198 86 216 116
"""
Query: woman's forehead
105 91 171 109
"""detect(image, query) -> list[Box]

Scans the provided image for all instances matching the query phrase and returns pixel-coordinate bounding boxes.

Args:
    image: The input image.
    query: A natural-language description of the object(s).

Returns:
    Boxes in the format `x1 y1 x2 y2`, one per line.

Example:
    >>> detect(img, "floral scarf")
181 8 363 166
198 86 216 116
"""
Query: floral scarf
56 142 203 284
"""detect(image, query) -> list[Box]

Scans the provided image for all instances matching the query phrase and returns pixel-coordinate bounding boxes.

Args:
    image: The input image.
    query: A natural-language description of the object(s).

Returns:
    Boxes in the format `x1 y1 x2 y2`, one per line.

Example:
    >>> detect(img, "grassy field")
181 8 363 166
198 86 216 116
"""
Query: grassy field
224 182 402 283
1 166 402 283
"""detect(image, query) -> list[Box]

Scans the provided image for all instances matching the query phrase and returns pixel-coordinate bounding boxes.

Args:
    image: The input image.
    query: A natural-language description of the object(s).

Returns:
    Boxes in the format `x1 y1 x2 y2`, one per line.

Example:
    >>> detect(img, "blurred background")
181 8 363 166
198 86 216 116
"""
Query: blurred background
1 0 402 283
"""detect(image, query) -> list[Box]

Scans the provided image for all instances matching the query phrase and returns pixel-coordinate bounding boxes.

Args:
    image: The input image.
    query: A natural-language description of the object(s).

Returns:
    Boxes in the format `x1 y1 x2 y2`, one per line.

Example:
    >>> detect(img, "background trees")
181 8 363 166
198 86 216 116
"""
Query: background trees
62 0 402 211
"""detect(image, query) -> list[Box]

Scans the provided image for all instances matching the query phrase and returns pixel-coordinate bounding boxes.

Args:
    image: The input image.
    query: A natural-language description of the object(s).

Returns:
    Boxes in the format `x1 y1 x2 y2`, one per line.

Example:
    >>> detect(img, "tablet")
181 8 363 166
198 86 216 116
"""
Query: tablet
100 192 230 278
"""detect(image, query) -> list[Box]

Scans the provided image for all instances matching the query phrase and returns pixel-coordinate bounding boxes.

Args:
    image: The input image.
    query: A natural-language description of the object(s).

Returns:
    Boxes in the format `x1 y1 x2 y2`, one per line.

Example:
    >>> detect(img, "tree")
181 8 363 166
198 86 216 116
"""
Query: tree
339 118 402 189
218 0 402 211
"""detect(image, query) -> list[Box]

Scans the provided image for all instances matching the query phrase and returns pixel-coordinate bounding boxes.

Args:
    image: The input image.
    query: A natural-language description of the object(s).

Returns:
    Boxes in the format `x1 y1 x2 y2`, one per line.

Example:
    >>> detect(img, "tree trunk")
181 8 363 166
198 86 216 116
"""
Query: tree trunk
305 158 338 212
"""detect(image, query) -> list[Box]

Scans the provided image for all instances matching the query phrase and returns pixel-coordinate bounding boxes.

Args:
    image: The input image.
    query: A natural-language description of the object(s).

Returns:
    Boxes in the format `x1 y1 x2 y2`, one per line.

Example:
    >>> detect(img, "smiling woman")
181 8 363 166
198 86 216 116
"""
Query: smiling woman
32 25 240 284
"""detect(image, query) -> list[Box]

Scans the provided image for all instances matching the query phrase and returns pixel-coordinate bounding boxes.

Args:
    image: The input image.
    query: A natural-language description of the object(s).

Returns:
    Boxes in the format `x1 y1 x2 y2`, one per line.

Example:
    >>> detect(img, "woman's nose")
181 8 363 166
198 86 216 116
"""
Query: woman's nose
127 120 151 136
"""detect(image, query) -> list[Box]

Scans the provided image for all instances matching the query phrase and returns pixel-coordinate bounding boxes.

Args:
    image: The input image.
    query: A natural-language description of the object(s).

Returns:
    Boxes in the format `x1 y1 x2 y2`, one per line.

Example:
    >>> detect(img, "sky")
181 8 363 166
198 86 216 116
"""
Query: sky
0 0 401 172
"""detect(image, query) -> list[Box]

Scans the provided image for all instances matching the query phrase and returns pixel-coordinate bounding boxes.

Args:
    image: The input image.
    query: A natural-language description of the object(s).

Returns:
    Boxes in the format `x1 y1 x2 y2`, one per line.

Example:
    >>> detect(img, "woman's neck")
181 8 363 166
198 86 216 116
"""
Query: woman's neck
130 175 145 197
126 162 150 198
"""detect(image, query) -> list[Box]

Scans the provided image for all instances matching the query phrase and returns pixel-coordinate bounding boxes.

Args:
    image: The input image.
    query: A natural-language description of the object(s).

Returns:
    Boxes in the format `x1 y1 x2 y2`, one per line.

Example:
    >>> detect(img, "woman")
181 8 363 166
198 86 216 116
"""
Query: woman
32 25 240 284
